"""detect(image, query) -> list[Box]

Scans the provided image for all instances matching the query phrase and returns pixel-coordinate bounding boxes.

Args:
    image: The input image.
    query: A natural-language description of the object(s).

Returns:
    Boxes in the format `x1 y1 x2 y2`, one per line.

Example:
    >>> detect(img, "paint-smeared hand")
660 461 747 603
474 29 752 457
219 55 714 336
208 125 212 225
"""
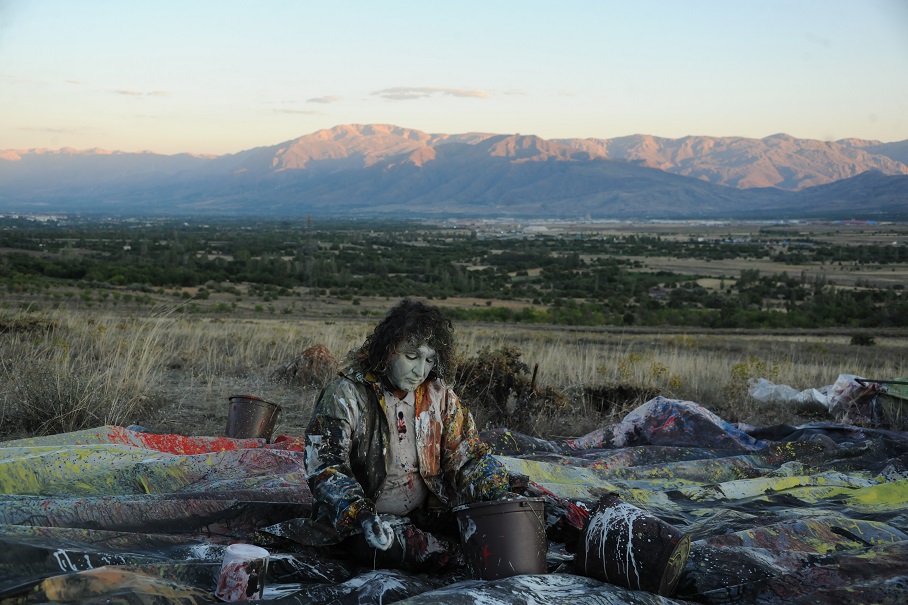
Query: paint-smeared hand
362 515 394 551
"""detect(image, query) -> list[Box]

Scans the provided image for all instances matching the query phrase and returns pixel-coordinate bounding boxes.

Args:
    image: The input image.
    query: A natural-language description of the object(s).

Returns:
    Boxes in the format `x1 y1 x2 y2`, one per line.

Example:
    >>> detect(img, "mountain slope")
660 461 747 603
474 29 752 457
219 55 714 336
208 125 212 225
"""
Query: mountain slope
245 143 780 218
862 140 908 168
789 171 908 219
1 124 906 219
555 133 908 190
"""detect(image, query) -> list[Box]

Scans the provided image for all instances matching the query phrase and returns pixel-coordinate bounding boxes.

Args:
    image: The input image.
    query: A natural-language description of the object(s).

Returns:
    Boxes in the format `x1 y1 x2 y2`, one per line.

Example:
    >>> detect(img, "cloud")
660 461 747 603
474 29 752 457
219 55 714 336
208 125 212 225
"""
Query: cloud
307 95 342 104
112 89 172 97
274 108 320 115
17 126 83 134
372 86 490 101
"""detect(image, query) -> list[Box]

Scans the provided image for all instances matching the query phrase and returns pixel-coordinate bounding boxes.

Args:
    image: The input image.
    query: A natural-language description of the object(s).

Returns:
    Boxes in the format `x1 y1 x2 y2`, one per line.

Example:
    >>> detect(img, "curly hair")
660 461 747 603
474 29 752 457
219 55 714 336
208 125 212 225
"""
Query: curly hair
358 298 455 381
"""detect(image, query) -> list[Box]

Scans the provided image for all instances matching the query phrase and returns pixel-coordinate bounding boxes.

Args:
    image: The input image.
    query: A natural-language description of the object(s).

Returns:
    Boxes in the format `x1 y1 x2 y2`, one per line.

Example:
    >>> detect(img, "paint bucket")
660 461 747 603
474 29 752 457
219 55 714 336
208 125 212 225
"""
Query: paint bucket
226 395 281 442
214 543 269 601
575 493 690 596
453 496 547 580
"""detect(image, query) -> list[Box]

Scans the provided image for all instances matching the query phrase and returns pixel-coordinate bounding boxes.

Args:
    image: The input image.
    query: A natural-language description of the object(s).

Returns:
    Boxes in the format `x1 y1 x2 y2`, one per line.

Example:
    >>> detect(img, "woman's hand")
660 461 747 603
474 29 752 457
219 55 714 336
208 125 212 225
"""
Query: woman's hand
361 514 394 550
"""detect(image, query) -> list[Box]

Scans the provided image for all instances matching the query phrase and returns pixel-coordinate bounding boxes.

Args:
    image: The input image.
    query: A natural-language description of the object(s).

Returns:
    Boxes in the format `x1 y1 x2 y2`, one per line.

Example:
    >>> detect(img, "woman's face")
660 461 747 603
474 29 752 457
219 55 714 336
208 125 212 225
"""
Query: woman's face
387 343 437 392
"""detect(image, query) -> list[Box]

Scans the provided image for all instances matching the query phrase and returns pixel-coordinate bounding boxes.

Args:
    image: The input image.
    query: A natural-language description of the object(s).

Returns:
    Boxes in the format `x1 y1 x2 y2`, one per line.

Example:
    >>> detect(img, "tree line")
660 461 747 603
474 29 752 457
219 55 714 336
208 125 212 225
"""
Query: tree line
1 216 906 329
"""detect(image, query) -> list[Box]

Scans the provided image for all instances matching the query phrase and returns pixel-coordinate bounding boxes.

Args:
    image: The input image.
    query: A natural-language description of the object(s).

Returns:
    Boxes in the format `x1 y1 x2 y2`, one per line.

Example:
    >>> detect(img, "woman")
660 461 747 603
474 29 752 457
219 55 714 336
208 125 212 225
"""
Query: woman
304 298 509 569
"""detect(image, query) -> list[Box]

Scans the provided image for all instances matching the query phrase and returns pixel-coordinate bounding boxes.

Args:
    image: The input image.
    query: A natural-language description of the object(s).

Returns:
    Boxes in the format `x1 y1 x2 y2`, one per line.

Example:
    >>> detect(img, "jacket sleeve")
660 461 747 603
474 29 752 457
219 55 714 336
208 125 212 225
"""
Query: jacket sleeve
440 387 509 504
304 378 375 536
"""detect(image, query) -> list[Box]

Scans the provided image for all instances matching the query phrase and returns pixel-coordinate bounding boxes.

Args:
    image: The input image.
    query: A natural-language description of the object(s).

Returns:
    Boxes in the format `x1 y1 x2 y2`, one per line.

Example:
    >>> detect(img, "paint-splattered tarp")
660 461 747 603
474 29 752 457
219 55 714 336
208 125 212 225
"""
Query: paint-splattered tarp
2 396 908 604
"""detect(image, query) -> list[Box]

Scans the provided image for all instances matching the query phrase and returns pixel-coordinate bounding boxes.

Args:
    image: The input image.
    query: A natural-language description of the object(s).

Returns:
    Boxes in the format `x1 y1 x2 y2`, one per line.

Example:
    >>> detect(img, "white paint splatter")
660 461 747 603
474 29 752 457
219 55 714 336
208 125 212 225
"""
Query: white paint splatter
304 434 322 475
183 541 224 562
459 515 478 541
52 549 90 572
582 500 648 590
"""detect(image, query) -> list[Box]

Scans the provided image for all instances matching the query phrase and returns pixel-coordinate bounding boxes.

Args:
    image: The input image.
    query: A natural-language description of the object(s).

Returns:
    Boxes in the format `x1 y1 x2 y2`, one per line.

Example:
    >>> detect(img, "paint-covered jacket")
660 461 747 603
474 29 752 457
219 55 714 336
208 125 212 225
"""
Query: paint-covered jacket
304 365 508 538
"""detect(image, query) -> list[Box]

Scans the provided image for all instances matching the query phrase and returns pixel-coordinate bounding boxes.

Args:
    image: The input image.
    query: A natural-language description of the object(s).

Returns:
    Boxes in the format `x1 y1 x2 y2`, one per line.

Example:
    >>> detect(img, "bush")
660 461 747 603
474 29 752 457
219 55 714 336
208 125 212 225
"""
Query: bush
271 344 338 387
454 345 589 436
454 346 531 430
2 352 158 437
0 310 165 439
0 313 57 335
850 334 876 346
6 358 102 434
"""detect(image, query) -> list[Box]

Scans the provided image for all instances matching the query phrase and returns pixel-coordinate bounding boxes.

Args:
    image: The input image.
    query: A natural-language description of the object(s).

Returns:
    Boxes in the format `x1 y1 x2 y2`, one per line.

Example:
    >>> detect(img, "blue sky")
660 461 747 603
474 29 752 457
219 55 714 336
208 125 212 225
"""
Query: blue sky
2 0 907 154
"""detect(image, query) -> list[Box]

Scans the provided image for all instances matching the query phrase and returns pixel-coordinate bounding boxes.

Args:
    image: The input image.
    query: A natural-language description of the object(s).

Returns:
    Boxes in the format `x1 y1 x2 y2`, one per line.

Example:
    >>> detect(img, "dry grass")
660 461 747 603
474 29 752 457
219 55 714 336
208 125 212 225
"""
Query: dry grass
2 304 906 442
0 308 168 435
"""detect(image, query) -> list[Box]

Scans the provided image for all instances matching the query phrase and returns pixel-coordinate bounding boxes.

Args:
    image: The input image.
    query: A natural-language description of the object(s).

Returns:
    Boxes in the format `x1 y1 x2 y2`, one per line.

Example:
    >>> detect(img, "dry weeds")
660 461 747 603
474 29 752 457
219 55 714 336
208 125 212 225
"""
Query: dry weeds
1 304 906 442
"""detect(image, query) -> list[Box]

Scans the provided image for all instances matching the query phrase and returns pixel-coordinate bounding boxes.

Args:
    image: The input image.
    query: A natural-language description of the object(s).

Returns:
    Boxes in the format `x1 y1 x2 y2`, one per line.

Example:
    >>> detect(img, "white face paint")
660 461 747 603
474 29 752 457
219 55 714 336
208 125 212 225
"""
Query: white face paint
387 344 437 392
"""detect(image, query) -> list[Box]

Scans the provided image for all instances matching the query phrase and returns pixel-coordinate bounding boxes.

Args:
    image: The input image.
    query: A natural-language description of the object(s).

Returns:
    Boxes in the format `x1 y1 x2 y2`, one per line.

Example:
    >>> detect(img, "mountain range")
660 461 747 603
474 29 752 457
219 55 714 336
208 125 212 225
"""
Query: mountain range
1 124 907 220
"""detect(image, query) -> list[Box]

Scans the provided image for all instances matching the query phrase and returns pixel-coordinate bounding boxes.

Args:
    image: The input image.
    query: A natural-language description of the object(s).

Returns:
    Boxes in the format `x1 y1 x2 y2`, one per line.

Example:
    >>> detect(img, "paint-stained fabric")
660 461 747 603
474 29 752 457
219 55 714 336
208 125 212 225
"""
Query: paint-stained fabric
1 396 908 604
303 365 509 539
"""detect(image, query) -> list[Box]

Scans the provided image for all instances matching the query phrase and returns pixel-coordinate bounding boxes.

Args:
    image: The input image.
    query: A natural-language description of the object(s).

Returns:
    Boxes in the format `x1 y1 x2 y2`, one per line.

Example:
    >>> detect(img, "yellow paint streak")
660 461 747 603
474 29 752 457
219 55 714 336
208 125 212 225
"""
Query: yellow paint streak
681 471 876 502
498 456 622 498
40 566 211 602
846 479 908 509
0 444 210 496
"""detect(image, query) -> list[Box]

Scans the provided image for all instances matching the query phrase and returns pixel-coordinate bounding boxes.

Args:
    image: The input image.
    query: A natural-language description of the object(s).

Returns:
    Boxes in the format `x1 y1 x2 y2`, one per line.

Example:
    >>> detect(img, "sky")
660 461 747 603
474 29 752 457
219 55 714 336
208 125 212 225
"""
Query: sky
2 0 907 155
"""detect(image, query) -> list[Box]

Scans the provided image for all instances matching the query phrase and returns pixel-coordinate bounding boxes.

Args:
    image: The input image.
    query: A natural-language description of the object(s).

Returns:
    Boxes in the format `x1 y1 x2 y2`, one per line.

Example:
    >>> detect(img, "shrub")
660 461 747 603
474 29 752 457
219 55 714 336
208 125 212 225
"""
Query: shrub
850 334 876 347
0 310 166 438
0 313 57 335
453 346 531 430
271 344 339 387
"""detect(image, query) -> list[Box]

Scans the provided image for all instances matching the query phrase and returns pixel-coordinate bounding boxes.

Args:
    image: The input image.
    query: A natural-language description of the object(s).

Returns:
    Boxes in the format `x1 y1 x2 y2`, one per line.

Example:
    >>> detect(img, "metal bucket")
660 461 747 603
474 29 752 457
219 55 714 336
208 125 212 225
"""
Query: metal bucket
226 395 281 442
575 493 690 596
453 496 547 580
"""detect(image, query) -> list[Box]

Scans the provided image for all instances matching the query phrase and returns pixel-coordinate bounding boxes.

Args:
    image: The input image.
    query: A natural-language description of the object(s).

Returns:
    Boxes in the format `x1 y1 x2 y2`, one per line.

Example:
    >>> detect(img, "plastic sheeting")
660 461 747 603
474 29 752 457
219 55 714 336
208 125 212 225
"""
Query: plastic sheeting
749 374 908 430
2 396 908 604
